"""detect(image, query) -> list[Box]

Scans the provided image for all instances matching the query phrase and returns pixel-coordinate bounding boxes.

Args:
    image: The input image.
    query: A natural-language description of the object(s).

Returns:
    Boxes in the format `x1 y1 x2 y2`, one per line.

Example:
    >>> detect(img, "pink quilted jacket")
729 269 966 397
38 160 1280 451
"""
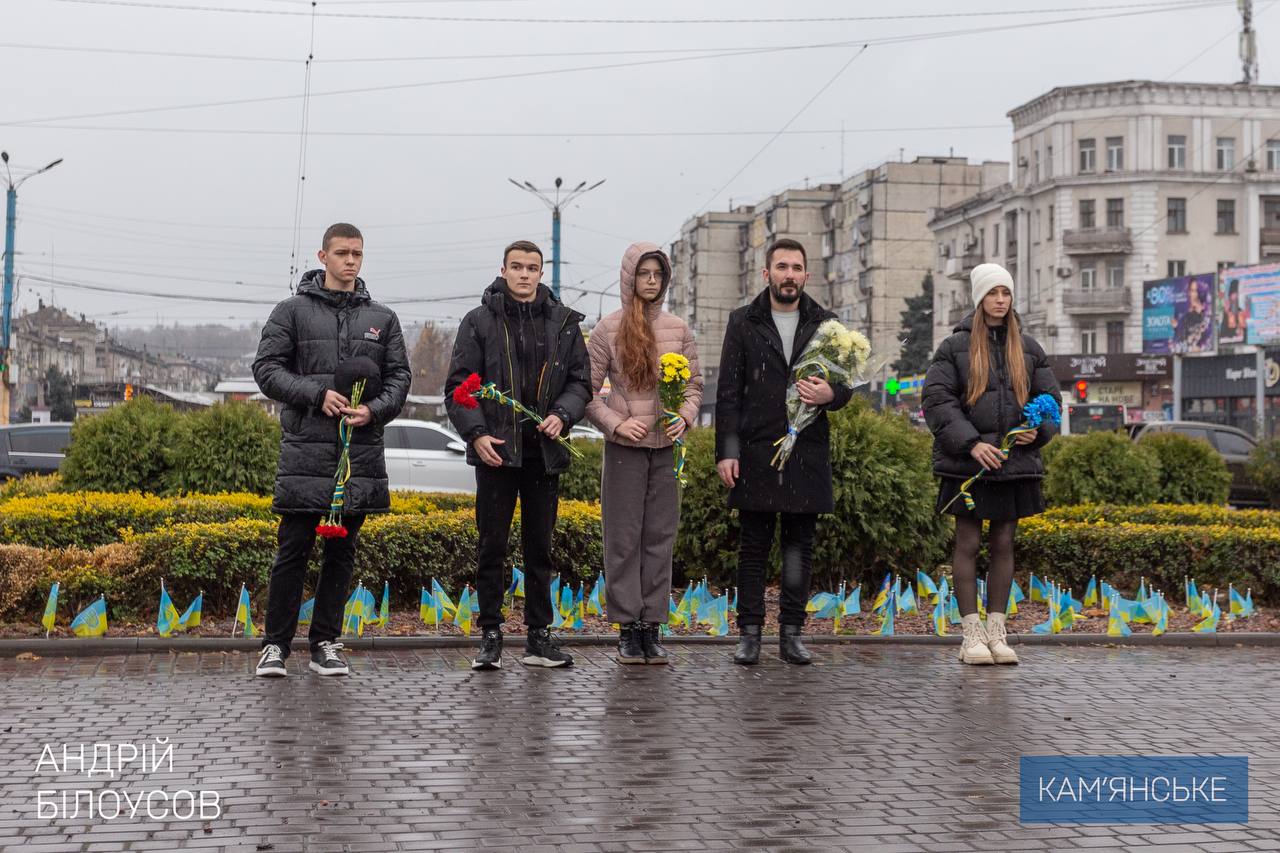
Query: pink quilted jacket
585 242 703 448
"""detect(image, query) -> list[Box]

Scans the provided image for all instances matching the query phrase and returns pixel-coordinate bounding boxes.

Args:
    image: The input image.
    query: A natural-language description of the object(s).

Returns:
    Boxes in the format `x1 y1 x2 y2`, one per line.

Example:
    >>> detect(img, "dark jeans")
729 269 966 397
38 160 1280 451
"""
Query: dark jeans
736 510 817 628
262 512 366 658
475 457 558 631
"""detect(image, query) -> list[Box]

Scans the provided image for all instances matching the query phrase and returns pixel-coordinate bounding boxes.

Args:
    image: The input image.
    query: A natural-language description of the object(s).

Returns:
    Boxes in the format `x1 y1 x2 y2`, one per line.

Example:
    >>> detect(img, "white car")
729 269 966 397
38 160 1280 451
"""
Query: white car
383 419 475 493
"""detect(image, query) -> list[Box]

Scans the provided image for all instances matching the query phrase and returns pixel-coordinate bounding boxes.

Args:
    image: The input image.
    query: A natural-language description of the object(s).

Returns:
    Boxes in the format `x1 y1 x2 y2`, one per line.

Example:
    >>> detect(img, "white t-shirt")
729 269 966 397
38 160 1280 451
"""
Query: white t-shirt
772 309 801 364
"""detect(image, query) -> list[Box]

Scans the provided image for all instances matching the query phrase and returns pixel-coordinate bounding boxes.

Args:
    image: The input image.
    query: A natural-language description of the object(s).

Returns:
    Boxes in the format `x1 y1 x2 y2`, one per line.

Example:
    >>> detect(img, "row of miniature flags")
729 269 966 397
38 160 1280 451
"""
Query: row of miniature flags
39 569 1260 639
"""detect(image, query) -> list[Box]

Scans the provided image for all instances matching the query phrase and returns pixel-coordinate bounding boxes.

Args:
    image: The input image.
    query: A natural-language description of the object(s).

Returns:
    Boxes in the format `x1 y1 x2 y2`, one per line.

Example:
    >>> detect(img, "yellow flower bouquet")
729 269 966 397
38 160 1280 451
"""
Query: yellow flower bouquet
657 352 692 486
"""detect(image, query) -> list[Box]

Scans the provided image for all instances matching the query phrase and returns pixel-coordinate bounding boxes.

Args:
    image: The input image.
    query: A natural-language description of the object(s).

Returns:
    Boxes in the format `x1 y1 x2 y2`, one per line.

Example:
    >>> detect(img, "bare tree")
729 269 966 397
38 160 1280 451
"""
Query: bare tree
410 323 458 396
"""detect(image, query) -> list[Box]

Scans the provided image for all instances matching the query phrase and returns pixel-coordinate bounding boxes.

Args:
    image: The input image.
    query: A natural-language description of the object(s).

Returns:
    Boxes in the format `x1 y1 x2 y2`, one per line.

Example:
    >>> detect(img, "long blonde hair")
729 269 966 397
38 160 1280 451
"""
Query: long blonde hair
966 308 1029 408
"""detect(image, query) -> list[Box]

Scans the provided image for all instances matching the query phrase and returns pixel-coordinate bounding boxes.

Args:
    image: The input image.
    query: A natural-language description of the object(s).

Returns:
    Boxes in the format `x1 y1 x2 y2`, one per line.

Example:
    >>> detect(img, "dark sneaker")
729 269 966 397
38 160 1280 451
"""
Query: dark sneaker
255 643 287 677
309 640 350 676
472 629 503 670
521 628 574 668
640 622 669 665
616 623 645 665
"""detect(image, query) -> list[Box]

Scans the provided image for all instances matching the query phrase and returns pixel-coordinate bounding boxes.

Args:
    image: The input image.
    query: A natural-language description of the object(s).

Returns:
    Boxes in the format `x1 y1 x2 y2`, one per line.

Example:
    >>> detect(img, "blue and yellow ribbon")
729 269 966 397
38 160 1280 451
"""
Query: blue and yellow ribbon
940 423 1039 514
663 410 688 487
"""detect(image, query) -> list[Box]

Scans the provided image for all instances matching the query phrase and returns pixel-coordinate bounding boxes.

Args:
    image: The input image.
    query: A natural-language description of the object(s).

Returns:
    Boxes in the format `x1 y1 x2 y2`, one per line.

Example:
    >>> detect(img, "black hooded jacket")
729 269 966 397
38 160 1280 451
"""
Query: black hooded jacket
922 310 1060 481
444 278 591 475
252 270 411 513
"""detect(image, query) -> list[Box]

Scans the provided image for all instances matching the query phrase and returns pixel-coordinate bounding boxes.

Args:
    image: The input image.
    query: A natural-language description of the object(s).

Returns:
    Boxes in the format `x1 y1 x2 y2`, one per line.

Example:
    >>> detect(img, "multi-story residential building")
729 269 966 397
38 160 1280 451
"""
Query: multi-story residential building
930 80 1280 359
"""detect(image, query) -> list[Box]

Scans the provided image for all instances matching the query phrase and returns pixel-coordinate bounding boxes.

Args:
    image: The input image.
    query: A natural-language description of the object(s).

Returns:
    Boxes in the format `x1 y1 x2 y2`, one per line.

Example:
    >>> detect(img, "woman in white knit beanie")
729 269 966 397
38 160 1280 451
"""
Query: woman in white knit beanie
921 263 1061 666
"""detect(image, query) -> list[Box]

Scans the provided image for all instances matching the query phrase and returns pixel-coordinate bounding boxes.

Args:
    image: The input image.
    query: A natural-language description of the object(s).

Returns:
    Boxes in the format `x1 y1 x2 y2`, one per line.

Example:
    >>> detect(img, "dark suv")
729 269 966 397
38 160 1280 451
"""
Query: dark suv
1127 420 1268 507
0 423 73 480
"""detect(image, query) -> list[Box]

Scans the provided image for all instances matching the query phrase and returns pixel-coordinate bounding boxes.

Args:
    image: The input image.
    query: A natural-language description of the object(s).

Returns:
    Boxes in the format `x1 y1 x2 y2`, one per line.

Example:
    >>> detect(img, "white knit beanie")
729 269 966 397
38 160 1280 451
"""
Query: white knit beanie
970 263 1014 308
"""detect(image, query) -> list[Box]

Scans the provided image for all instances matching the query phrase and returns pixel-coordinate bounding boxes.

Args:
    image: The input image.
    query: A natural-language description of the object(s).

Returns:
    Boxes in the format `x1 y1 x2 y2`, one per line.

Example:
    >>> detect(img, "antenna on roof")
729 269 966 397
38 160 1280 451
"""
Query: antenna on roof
1241 0 1258 85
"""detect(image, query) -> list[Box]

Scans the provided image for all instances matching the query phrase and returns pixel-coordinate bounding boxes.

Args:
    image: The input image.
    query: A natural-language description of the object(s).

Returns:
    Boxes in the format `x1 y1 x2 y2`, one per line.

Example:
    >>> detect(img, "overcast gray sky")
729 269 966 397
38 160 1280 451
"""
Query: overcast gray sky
0 0 1270 333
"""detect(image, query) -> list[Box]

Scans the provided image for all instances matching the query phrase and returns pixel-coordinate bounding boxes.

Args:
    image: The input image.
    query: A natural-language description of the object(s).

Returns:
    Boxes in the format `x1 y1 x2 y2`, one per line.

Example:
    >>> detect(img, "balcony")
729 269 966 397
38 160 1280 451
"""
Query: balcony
1062 227 1132 255
1261 228 1280 254
947 304 970 325
1061 286 1132 314
944 252 983 281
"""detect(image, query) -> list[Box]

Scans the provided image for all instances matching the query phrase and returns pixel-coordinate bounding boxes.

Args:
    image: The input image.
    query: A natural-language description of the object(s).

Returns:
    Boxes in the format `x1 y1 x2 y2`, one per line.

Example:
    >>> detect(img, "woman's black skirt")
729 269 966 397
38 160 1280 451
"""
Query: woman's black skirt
936 476 1045 521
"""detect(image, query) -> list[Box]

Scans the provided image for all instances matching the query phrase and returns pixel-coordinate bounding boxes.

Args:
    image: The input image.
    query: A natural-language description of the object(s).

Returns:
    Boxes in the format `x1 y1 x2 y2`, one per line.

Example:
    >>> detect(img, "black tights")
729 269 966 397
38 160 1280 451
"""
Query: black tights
952 517 1017 617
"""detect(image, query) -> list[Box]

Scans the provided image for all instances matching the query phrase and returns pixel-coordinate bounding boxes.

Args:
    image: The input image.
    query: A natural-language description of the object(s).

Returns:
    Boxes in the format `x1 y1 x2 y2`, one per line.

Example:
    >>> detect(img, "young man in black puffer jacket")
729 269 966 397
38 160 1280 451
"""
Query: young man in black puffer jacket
252 223 410 678
444 240 591 671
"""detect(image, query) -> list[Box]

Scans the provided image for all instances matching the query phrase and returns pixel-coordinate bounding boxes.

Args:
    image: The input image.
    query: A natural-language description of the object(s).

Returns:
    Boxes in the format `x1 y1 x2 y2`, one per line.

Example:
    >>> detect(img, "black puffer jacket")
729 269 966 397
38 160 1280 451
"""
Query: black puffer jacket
444 279 590 475
253 271 411 514
922 311 1060 481
715 288 854 514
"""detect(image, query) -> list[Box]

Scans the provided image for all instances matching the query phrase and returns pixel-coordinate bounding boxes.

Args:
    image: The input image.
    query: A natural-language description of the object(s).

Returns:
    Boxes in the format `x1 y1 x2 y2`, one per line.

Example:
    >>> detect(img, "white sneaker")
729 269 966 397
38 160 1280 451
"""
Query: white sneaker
958 614 994 665
985 614 1019 665
255 644 287 677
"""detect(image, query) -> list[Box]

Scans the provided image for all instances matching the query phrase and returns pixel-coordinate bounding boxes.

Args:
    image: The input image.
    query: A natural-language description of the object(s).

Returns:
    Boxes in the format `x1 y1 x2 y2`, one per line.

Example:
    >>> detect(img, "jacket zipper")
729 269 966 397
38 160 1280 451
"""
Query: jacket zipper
501 315 518 462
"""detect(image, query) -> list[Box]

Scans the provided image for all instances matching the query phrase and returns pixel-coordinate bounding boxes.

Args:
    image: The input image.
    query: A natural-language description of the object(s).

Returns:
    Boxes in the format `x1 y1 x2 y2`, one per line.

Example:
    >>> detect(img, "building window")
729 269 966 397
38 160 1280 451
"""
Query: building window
1106 321 1124 353
1107 259 1125 289
1046 145 1054 177
992 223 1000 255
1033 149 1041 183
1218 260 1237 275
1106 198 1124 228
1217 137 1236 171
1079 139 1096 174
1167 135 1187 170
1167 260 1187 277
1268 140 1280 172
1079 199 1096 229
1106 137 1124 171
1080 323 1098 354
1217 199 1236 234
1167 197 1187 233
1048 205 1055 239
1034 268 1042 305
1080 266 1097 291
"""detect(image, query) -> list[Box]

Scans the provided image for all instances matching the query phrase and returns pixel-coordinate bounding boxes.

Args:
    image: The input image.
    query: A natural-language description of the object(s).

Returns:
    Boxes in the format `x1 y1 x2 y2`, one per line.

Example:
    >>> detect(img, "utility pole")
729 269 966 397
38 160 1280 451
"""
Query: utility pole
2 151 63 425
1241 0 1258 85
507 176 605 300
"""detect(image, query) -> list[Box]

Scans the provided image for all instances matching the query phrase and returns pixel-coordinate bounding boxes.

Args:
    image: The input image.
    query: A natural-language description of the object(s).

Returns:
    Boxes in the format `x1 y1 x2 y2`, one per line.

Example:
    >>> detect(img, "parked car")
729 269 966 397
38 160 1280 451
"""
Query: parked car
1127 420 1268 507
0 422 73 480
569 423 604 442
383 419 474 494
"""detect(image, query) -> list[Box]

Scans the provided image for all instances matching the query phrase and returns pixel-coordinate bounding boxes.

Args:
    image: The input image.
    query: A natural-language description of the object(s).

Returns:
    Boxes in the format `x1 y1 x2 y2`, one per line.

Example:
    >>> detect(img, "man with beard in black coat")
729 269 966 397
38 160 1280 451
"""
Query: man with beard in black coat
445 240 591 671
715 238 854 666
252 223 410 678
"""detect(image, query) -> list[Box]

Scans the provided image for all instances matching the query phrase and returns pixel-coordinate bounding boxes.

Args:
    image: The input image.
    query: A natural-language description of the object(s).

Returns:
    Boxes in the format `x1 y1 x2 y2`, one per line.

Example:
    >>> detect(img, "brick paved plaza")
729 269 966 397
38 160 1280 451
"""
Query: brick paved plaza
0 643 1276 853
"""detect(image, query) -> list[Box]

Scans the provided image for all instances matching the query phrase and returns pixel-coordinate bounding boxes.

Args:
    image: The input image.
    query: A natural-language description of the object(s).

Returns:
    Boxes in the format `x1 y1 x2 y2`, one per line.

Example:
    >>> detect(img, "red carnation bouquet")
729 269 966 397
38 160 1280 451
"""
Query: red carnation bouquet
452 372 582 459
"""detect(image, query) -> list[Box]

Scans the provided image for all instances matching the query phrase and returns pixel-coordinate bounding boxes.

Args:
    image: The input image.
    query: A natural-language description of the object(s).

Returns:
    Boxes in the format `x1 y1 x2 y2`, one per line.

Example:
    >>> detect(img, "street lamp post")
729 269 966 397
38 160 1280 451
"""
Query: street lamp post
2 152 64 424
507 176 605 300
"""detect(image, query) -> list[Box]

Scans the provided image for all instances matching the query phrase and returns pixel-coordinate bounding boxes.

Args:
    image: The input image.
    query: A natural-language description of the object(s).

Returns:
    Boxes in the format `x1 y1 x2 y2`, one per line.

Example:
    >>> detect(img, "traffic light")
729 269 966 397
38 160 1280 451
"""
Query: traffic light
1074 380 1088 403
124 383 134 402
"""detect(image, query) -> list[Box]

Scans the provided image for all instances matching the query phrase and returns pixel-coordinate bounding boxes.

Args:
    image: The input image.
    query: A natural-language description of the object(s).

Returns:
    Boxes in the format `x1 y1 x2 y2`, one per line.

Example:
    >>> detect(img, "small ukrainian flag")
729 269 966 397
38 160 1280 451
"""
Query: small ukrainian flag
41 582 59 636
298 597 315 626
179 592 202 629
234 584 257 637
71 596 108 638
157 581 181 638
454 586 473 636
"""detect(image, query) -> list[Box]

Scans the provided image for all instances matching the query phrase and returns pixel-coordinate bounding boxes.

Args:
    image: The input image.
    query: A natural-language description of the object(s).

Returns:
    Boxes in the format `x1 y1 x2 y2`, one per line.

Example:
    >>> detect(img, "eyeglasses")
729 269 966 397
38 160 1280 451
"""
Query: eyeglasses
636 270 664 282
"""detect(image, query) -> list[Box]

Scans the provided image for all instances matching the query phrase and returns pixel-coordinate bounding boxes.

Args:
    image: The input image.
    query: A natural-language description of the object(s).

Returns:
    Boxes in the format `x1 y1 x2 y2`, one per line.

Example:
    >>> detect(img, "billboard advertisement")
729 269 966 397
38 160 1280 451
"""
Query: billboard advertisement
1142 274 1216 355
1220 262 1280 346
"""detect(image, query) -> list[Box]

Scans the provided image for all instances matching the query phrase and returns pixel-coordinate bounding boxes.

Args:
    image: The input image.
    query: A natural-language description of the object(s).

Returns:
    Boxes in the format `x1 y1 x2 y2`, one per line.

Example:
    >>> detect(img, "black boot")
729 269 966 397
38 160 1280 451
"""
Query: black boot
779 623 811 665
639 622 668 665
733 624 762 665
616 623 646 665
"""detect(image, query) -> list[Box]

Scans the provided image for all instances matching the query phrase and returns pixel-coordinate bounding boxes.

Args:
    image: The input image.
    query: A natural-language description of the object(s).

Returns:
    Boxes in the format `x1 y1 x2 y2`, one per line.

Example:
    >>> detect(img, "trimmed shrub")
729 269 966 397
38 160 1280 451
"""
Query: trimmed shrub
0 473 63 502
168 402 280 496
1138 431 1231 505
61 397 183 493
1043 432 1161 505
0 492 275 549
1043 503 1280 529
558 437 604 503
1015 516 1280 600
1247 438 1280 508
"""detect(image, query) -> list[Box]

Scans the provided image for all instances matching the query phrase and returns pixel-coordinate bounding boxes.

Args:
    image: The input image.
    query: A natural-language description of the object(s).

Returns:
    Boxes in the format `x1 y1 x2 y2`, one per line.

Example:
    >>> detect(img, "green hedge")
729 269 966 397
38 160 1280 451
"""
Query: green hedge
1015 515 1280 599
1043 503 1280 529
0 501 602 620
1043 431 1160 505
1138 431 1232 505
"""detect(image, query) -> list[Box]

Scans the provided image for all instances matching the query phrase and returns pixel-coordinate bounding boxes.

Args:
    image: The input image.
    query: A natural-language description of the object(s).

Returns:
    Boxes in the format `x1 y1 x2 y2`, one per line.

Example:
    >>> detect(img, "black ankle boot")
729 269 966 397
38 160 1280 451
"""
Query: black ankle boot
617 623 646 664
639 622 668 664
779 623 811 665
733 624 762 665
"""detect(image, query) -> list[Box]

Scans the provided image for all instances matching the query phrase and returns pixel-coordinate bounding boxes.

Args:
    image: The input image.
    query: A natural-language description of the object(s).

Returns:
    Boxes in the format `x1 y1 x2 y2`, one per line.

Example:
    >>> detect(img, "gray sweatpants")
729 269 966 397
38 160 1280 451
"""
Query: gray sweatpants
601 441 680 625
